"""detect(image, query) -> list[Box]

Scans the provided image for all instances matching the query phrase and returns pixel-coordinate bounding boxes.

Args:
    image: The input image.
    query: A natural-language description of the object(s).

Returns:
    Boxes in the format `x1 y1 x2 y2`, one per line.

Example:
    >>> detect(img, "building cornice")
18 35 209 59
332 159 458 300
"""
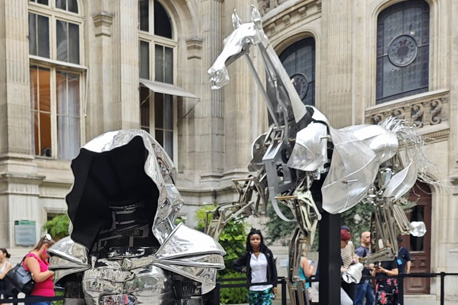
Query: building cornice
261 0 322 36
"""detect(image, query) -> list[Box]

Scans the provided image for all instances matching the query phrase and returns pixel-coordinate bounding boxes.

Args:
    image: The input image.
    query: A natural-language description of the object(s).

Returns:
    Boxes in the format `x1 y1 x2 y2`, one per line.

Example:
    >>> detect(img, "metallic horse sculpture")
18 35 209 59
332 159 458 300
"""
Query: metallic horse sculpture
208 5 430 305
49 130 225 305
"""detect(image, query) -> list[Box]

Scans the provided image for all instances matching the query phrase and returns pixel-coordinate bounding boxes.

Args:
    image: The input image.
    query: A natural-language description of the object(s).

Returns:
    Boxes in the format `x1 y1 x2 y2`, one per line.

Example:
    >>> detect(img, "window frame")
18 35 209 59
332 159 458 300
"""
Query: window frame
28 0 86 160
375 0 430 104
138 0 178 162
279 36 316 107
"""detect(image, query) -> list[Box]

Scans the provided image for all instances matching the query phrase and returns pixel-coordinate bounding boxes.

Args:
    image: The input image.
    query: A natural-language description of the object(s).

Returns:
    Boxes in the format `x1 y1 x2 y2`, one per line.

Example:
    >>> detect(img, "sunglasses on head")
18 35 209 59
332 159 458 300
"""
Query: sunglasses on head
44 233 54 243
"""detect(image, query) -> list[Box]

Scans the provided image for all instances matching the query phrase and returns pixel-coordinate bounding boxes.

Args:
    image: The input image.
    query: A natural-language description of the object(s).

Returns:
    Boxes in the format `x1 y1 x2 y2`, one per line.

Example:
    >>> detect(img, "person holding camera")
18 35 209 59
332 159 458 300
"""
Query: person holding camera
355 232 374 305
371 259 399 305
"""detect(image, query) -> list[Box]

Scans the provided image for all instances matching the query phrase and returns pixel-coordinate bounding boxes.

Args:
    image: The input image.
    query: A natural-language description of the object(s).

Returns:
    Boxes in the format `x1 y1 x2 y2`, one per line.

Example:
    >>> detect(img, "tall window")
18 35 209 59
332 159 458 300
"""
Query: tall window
29 0 83 160
139 0 176 160
376 0 430 104
280 37 316 106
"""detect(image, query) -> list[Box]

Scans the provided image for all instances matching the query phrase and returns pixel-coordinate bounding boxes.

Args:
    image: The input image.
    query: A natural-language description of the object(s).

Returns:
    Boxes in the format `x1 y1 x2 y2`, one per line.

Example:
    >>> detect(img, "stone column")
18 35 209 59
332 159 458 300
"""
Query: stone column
89 0 139 140
448 2 458 178
116 0 140 130
197 0 225 186
0 0 41 247
0 0 32 156
445 1 458 299
320 0 354 128
318 1 352 304
221 0 259 186
90 10 114 140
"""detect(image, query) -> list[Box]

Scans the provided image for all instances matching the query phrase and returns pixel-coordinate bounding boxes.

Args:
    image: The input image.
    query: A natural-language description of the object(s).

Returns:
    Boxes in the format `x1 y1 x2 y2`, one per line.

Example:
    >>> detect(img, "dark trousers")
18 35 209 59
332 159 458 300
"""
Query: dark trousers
341 281 355 301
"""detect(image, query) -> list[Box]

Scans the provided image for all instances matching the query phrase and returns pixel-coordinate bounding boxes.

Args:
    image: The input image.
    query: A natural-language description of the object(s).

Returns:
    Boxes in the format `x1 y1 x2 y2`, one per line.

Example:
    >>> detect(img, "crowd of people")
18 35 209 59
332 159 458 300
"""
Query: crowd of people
1 227 412 305
230 226 411 305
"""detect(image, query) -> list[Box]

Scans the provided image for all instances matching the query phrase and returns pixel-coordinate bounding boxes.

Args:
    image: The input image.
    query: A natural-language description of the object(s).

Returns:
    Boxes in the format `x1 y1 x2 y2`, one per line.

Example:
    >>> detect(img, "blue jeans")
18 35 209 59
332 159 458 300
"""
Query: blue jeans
355 279 374 305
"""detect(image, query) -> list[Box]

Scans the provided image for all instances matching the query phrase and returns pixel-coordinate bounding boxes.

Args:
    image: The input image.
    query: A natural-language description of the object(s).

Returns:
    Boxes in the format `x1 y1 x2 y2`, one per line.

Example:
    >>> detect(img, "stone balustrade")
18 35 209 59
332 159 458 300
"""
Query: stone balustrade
365 89 449 130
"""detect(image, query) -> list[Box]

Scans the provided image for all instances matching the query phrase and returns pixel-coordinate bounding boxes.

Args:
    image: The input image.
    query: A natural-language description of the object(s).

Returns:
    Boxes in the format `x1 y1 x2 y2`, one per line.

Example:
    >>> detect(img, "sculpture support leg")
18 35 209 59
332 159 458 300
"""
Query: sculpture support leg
318 211 341 305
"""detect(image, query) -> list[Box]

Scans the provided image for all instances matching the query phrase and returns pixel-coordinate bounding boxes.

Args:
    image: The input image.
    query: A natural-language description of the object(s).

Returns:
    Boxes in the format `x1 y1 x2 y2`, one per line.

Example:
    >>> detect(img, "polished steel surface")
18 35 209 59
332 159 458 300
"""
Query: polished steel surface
208 6 433 305
83 265 174 305
49 236 90 266
51 130 225 304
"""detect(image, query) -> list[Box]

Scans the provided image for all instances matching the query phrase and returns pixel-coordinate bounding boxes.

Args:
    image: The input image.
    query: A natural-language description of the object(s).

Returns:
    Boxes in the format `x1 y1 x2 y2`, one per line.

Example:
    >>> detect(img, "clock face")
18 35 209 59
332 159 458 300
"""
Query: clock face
291 73 309 100
388 35 418 67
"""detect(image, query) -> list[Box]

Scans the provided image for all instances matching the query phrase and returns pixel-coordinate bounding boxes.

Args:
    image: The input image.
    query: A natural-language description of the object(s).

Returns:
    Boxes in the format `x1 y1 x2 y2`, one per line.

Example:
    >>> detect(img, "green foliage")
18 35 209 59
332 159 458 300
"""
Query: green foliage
218 271 248 304
194 205 248 303
264 198 377 250
52 289 64 305
265 201 296 245
194 204 217 231
174 216 186 226
218 218 247 272
341 202 375 246
44 214 70 241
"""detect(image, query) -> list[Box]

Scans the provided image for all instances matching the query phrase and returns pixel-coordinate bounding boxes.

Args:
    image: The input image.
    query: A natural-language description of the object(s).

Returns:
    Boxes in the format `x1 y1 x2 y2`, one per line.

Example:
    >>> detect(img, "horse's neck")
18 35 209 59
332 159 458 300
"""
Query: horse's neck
254 34 307 123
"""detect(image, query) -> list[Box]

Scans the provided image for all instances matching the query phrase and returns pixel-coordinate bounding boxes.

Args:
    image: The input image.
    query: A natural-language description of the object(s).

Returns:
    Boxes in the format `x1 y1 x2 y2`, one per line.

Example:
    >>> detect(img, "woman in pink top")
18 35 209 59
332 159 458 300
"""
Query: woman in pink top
23 234 56 305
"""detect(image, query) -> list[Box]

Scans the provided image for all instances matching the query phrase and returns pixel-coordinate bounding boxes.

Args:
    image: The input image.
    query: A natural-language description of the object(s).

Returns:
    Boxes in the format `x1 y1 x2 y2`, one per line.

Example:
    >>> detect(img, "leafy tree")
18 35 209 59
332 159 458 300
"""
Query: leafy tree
194 204 217 230
217 271 249 304
265 201 297 245
341 202 375 245
194 205 248 304
265 199 377 249
43 214 71 241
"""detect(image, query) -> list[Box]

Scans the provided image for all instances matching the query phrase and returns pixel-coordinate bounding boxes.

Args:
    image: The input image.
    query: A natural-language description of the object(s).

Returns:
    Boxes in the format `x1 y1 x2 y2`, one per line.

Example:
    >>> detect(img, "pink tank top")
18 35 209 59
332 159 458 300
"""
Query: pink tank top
23 253 55 297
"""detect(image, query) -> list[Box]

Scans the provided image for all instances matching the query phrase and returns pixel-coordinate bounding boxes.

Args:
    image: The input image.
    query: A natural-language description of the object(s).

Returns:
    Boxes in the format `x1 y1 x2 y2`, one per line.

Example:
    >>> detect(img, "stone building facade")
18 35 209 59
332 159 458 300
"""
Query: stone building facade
0 0 457 300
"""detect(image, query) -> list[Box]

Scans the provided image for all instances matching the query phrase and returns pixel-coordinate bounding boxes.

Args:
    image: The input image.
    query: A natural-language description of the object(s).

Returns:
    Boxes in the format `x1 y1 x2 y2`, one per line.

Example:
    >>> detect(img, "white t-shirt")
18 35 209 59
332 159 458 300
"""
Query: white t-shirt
250 252 272 291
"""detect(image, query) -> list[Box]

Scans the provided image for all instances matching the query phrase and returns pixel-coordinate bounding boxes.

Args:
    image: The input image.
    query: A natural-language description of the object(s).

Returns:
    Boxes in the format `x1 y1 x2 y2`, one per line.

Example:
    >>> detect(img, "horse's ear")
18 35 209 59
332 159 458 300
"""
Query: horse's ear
251 5 262 29
232 10 242 29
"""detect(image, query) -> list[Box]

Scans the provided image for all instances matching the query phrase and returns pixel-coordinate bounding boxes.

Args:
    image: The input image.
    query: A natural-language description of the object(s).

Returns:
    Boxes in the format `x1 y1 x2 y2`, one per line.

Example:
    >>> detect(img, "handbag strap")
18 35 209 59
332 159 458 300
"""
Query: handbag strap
20 254 30 270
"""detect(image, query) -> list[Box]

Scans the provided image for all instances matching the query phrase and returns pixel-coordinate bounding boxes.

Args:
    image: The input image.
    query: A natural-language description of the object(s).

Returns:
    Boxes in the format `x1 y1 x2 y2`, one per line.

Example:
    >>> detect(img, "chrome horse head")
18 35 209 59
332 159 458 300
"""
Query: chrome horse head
208 5 263 90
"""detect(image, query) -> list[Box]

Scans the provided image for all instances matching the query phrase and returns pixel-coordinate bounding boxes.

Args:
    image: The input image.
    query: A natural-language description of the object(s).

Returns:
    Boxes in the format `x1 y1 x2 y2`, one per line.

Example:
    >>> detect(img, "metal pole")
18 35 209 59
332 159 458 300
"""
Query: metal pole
440 272 445 305
318 210 341 305
399 273 404 305
281 277 287 305
214 281 220 305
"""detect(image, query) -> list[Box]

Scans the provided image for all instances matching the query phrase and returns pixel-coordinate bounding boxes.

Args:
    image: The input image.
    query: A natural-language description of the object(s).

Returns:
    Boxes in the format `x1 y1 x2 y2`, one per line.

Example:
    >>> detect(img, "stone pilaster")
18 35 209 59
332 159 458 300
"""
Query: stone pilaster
320 0 353 128
448 0 458 177
0 0 42 247
88 11 115 140
221 0 259 183
90 0 139 137
198 0 225 184
0 0 32 155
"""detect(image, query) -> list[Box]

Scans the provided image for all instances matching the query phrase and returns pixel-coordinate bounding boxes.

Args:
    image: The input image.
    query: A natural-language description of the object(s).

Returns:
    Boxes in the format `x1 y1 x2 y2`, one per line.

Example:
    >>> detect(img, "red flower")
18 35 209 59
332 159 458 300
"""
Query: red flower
380 291 387 304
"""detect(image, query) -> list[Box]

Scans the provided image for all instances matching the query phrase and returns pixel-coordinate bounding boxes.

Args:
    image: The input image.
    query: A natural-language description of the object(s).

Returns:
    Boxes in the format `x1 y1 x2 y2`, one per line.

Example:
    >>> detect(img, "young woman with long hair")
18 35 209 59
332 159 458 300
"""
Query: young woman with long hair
233 228 278 305
23 234 56 305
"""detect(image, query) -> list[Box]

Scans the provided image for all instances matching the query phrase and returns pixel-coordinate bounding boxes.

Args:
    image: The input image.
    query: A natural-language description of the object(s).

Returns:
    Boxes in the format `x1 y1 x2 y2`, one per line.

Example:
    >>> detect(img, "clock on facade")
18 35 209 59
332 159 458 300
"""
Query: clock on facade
290 73 309 100
388 34 418 67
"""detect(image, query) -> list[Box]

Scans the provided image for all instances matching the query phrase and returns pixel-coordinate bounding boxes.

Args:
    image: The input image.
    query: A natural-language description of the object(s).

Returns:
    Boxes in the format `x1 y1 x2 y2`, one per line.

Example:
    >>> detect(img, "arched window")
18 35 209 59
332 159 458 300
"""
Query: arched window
376 0 430 104
138 0 178 160
28 0 83 160
279 37 316 106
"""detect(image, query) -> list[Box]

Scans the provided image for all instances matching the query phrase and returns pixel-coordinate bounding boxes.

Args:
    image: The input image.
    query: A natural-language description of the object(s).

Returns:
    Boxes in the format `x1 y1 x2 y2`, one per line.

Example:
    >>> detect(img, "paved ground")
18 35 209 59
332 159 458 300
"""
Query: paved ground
404 295 458 305
265 295 458 305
